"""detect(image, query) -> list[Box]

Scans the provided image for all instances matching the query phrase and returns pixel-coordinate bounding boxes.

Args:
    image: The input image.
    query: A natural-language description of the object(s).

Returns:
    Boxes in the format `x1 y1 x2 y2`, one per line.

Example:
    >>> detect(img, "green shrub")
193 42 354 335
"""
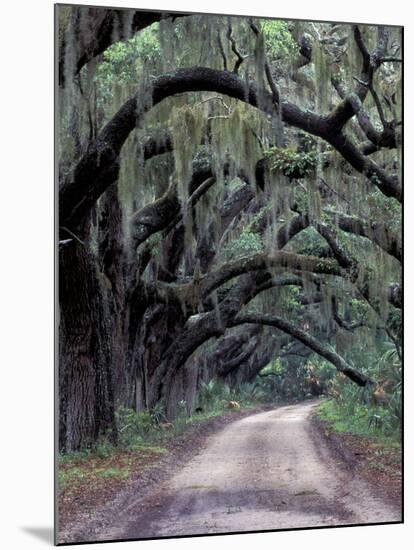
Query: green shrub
264 146 318 179
233 382 269 404
93 440 116 459
320 342 401 438
115 406 159 447
197 379 231 411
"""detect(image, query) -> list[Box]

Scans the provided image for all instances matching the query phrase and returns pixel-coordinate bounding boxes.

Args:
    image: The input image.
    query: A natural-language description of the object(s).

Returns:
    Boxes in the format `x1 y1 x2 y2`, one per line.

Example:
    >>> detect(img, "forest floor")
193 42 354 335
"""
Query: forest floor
57 403 274 542
58 400 402 544
312 405 402 507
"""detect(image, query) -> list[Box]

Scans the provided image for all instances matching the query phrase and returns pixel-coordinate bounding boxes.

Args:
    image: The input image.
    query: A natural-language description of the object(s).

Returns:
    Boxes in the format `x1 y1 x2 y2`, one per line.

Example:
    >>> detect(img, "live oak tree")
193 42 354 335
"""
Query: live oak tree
57 6 402 451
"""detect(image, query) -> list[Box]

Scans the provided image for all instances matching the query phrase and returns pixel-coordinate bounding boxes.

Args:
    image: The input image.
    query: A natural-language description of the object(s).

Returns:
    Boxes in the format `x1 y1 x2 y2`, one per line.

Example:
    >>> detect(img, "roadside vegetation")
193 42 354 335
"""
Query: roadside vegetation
314 345 401 503
59 340 401 529
59 379 266 477
318 343 401 439
58 379 271 527
59 339 401 496
315 395 401 505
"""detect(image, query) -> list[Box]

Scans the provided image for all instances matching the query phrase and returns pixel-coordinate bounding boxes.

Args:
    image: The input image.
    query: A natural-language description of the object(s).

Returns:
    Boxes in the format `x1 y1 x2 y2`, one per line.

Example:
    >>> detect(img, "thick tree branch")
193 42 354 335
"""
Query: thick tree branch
327 24 387 130
315 222 356 270
130 175 216 248
59 7 187 86
232 312 372 386
326 210 401 262
198 252 342 299
216 336 259 377
130 180 180 246
152 272 270 408
331 296 365 331
144 252 337 316
60 66 401 233
276 212 401 311
325 132 400 201
332 79 396 150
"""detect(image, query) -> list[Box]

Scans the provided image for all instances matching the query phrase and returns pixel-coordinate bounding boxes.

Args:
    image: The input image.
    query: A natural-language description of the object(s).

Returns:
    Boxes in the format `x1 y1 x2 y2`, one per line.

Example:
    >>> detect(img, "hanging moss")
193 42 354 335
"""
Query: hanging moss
58 11 402 432
312 39 331 114
343 27 364 90
170 104 205 202
224 103 265 187
158 17 176 72
253 25 266 99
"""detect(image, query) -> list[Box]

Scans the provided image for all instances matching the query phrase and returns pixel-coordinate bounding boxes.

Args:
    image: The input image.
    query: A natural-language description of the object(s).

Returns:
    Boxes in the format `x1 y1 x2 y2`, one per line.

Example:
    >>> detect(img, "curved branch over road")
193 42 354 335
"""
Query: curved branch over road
60 67 401 232
232 312 372 386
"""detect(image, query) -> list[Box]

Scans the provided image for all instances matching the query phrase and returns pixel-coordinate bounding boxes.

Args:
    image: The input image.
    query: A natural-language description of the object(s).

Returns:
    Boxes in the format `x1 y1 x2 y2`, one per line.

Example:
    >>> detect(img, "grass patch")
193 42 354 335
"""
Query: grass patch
58 400 256 503
316 399 400 445
316 399 402 499
58 445 168 491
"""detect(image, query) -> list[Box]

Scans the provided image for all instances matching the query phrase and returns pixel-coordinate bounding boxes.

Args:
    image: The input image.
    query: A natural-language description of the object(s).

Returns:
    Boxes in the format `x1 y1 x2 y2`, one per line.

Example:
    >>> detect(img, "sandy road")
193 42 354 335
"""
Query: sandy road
109 401 400 539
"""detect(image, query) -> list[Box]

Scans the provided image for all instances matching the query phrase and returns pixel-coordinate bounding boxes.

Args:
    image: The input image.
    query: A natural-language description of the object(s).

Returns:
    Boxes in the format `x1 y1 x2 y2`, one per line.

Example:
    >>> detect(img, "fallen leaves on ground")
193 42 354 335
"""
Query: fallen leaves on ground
58 446 168 529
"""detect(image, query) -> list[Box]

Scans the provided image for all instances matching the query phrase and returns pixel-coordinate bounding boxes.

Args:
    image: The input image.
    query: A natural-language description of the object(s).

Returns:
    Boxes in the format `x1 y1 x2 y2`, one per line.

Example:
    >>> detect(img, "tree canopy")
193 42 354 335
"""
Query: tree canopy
57 6 402 452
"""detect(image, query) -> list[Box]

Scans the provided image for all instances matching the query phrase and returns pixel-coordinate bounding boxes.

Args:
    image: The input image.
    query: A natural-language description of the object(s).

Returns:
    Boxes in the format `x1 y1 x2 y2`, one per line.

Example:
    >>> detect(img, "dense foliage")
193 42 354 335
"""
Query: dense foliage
58 6 402 452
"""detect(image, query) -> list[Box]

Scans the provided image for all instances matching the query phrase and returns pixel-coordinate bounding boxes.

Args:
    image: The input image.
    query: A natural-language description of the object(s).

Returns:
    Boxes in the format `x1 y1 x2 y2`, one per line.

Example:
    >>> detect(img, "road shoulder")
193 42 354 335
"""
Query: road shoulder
310 408 402 511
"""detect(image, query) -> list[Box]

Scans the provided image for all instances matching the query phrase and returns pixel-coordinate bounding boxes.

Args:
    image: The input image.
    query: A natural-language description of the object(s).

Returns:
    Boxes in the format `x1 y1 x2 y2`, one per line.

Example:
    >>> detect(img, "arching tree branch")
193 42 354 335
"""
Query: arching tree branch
231 312 372 386
198 251 342 299
58 7 188 86
60 66 401 233
326 210 401 262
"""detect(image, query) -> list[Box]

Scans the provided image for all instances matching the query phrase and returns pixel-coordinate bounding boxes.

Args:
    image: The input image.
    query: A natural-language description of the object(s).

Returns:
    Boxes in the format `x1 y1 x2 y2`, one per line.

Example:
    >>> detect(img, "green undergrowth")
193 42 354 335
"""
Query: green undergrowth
58 443 169 491
59 380 261 475
316 399 401 447
58 402 247 492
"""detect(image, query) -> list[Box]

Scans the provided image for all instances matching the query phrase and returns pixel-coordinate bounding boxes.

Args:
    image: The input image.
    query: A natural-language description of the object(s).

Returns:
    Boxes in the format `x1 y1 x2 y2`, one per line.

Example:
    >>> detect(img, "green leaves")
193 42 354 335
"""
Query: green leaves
222 230 263 260
260 20 299 63
94 25 161 105
264 146 317 179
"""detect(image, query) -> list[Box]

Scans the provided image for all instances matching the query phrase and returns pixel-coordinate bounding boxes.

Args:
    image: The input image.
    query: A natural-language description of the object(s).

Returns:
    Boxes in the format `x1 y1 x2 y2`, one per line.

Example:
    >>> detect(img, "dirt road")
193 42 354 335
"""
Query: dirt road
107 401 400 539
